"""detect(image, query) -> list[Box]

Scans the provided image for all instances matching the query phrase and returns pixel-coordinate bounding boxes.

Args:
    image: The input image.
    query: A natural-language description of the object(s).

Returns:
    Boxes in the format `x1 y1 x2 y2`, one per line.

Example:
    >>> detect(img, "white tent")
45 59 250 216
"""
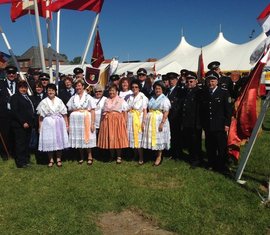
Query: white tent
57 31 267 76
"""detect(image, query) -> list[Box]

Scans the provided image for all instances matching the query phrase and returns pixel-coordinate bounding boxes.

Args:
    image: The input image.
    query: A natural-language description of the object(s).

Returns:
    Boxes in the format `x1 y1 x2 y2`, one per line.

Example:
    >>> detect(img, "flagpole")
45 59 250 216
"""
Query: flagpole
0 25 33 95
33 0 46 72
46 0 53 82
55 10 61 85
80 13 100 66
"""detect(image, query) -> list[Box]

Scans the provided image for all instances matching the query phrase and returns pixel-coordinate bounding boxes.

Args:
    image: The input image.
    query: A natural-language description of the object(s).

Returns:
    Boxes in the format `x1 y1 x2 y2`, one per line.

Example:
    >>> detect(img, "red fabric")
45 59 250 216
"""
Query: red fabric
227 55 267 160
10 0 51 22
48 0 104 13
91 29 104 68
257 4 270 22
0 0 11 4
197 50 205 79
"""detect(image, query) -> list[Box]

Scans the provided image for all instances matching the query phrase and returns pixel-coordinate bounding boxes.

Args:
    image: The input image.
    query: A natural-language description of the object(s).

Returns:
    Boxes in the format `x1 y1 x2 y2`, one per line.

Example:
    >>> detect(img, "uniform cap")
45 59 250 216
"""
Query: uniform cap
110 74 120 81
207 61 220 70
137 68 147 75
166 72 179 80
5 65 17 74
39 72 50 80
73 67 84 75
186 71 198 80
180 69 189 76
205 71 219 80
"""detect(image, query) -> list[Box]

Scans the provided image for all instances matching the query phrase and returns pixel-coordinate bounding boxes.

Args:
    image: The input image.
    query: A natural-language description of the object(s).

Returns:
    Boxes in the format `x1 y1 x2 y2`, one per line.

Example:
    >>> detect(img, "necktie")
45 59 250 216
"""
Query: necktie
10 81 14 94
23 95 34 112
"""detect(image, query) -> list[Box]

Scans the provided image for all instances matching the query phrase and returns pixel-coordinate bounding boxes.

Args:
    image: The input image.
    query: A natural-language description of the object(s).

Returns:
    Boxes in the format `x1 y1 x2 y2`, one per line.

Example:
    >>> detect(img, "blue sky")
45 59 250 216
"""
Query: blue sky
0 0 269 62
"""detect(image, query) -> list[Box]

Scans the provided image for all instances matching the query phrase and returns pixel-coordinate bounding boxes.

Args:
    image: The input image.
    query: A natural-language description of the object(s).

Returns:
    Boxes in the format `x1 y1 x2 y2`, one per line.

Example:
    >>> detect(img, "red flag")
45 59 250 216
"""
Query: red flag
48 0 104 13
197 49 205 80
91 29 104 68
85 66 100 85
10 0 51 22
257 4 270 36
227 48 270 160
0 0 11 4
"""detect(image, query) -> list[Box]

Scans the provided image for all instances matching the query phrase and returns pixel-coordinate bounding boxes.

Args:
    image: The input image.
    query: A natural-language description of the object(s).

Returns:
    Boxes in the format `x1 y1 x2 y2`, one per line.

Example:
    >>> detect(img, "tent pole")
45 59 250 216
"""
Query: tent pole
80 13 100 66
34 0 46 72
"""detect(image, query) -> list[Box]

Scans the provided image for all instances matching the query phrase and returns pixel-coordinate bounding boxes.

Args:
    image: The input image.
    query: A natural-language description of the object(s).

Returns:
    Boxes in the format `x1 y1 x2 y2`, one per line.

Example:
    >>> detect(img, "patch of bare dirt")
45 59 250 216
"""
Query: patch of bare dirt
97 209 176 235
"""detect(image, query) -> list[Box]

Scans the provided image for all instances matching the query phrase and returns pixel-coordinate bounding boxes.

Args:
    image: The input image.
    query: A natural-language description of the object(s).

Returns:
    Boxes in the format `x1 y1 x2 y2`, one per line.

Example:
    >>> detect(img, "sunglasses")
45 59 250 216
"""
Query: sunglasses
95 90 102 93
138 74 146 76
131 86 139 88
186 80 195 83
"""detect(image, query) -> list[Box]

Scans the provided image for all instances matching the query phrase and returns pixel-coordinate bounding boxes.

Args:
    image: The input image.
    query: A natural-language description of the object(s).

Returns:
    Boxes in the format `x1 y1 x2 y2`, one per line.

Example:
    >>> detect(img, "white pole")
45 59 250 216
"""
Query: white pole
80 13 100 66
0 25 33 95
55 10 61 84
46 0 53 82
33 0 46 72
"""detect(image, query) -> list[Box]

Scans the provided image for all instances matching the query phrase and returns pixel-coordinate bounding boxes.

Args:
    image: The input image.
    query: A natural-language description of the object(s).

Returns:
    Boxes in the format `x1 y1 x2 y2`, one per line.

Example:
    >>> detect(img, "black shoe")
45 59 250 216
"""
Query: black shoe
17 164 28 169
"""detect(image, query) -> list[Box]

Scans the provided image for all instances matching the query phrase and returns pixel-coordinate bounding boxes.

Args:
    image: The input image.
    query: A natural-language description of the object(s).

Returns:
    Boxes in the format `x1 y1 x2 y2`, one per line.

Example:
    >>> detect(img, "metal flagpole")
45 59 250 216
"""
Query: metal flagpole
33 0 46 72
235 90 270 184
46 0 53 82
0 25 33 95
55 10 61 85
80 13 100 66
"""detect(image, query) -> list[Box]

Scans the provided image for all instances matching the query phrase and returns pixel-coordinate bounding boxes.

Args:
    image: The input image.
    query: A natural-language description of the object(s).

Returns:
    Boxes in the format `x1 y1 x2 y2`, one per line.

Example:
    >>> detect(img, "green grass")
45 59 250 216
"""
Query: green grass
0 114 270 234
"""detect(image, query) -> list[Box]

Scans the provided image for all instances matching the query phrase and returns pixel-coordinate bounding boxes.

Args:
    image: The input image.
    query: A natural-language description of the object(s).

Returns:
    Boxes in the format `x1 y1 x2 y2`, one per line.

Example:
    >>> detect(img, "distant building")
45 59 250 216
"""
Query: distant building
17 46 69 72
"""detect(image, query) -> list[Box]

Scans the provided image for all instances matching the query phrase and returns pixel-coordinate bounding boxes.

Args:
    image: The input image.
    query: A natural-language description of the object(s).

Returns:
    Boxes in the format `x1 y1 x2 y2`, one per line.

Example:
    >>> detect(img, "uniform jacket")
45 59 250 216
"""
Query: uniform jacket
200 87 232 131
59 88 75 105
167 85 181 121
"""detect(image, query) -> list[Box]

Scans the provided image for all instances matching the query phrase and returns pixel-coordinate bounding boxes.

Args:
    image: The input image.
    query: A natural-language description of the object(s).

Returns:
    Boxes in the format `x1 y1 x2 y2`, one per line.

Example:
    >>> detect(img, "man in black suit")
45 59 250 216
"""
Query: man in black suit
10 80 35 168
39 72 50 93
58 76 75 105
207 61 230 90
166 72 182 160
136 68 152 98
180 71 202 167
0 65 18 160
200 71 232 172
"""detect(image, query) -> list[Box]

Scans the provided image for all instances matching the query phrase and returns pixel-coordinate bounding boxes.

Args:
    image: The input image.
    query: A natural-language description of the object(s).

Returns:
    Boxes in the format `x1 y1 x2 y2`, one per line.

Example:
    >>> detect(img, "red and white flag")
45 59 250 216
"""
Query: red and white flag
197 49 205 80
257 4 270 36
48 0 104 13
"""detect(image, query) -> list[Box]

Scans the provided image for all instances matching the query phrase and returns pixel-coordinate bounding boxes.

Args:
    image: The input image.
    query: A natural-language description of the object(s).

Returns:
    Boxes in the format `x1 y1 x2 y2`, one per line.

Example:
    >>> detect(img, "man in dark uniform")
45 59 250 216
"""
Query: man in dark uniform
162 74 170 95
39 72 50 93
136 68 152 98
199 71 232 173
28 69 40 92
166 72 182 160
0 65 18 160
103 74 121 97
58 75 75 105
10 80 35 168
207 61 230 90
178 69 189 90
180 71 202 167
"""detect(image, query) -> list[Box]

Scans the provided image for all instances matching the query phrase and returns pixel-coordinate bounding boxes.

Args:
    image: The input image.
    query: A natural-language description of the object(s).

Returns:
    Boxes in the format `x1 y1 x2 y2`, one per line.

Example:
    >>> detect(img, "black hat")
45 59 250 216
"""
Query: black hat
39 72 50 80
73 67 84 75
5 65 17 74
205 71 219 80
162 74 168 81
137 68 147 75
207 61 220 70
110 74 120 81
127 71 133 75
166 72 179 80
33 70 41 76
180 69 189 76
186 71 198 80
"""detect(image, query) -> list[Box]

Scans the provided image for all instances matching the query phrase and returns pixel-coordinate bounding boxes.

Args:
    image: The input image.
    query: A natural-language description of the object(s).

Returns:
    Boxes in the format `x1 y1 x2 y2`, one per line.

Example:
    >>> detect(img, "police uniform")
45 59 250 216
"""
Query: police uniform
207 61 230 90
136 68 152 98
180 72 202 166
103 74 120 97
39 73 50 93
58 76 75 105
0 66 18 159
200 71 232 171
166 72 182 159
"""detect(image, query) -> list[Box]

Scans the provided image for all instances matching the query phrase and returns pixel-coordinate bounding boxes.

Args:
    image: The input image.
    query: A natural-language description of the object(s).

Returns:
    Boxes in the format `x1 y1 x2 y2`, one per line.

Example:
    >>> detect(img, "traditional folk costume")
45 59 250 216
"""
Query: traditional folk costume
67 91 96 148
126 92 148 148
93 96 107 130
97 95 128 149
37 96 69 152
142 94 171 150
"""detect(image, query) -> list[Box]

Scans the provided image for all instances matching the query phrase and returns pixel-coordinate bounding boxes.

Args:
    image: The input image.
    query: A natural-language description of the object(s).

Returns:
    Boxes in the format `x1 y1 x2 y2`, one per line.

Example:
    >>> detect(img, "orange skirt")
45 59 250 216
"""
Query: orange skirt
97 112 128 149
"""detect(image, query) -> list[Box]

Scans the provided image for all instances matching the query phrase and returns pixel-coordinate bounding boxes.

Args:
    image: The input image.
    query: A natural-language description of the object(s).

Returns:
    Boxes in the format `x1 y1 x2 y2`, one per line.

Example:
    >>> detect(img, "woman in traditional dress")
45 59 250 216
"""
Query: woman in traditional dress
119 77 132 100
98 84 128 163
141 81 171 166
37 83 69 167
126 79 148 165
66 79 96 165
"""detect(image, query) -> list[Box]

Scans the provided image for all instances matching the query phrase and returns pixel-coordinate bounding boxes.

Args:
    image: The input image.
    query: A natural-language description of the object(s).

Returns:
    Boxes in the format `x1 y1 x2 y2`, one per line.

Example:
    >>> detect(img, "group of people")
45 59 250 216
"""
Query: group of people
0 61 248 173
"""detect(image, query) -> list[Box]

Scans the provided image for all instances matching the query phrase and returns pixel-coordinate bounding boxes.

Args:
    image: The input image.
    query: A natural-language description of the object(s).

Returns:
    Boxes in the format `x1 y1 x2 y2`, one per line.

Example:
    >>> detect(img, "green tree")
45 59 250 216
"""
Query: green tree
70 56 88 65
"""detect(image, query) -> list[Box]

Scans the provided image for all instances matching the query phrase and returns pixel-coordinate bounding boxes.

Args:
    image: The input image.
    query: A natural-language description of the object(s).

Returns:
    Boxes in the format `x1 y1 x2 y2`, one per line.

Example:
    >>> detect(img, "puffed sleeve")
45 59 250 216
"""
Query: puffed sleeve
122 100 129 111
88 95 96 110
57 97 68 115
160 97 171 112
36 100 46 117
66 96 73 111
142 95 148 109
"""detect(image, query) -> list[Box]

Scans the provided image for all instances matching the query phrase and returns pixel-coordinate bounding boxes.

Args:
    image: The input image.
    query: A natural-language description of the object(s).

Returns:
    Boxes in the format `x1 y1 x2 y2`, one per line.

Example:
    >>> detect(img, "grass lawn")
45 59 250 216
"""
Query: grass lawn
0 115 270 234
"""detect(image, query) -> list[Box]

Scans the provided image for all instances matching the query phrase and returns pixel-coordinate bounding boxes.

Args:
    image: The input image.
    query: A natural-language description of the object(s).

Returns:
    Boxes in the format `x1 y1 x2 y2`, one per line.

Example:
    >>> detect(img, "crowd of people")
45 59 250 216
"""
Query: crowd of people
0 61 249 173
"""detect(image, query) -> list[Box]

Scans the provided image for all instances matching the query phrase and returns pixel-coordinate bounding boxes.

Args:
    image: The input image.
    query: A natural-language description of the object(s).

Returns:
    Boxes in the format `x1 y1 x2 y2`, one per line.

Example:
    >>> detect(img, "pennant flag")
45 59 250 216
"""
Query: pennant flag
197 49 205 80
91 29 104 68
257 4 270 36
109 58 118 76
84 66 100 85
227 47 270 160
10 0 51 22
152 63 156 77
48 0 104 13
0 51 11 63
99 64 110 88
0 0 11 4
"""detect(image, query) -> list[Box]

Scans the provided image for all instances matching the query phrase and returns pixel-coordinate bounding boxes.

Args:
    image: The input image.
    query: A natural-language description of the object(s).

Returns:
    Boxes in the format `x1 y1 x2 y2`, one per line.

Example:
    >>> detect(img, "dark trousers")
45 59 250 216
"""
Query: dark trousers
169 120 182 159
13 127 32 167
182 127 202 162
0 117 14 159
205 130 228 170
